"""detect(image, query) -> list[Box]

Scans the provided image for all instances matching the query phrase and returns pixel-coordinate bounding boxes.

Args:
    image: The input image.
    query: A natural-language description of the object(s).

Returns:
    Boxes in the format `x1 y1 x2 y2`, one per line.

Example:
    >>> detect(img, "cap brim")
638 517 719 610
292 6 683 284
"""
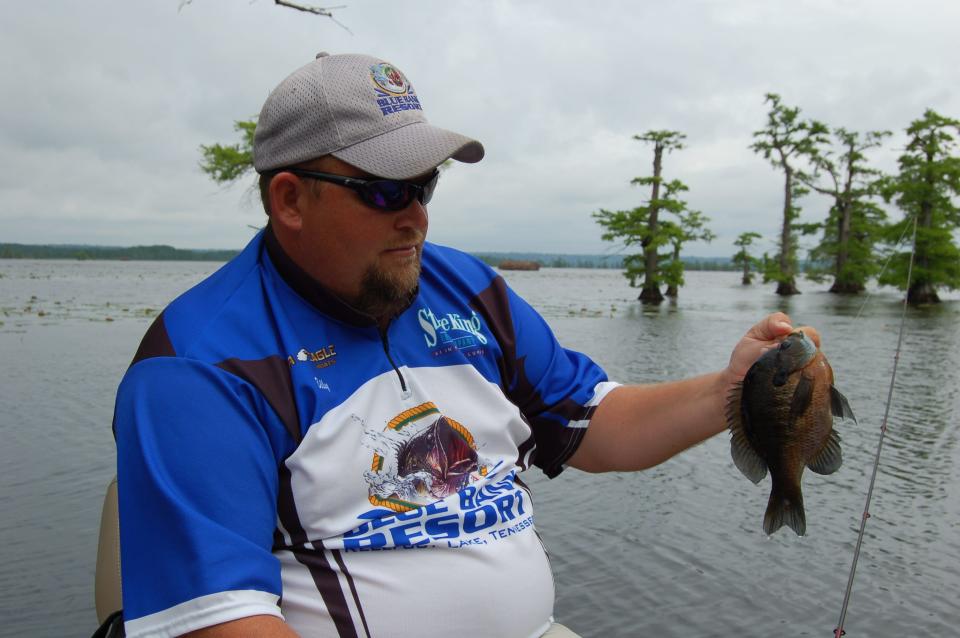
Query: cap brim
333 122 484 179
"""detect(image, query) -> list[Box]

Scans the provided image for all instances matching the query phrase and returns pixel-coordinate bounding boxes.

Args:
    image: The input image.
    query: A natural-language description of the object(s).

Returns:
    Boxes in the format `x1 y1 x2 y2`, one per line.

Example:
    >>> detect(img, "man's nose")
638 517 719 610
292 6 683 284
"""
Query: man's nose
393 199 428 231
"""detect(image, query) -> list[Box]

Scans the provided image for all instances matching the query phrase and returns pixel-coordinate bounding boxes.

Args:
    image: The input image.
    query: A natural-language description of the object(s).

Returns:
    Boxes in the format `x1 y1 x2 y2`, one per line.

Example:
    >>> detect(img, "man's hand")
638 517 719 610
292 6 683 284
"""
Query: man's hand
723 312 820 387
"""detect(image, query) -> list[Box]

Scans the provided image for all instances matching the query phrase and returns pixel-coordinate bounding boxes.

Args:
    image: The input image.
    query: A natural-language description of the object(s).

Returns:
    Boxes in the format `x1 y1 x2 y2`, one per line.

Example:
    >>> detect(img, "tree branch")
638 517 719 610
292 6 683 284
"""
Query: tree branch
273 0 342 17
179 0 352 33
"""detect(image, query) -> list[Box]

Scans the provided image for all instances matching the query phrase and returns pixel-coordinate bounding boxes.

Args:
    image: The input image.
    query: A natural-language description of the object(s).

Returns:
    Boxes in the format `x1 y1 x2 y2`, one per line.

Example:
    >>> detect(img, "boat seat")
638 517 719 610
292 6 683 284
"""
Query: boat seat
94 476 122 625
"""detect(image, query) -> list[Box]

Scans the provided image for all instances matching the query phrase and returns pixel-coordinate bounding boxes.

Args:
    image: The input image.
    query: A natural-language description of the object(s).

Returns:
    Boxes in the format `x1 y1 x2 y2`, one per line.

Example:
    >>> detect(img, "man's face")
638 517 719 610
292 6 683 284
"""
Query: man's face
293 156 429 319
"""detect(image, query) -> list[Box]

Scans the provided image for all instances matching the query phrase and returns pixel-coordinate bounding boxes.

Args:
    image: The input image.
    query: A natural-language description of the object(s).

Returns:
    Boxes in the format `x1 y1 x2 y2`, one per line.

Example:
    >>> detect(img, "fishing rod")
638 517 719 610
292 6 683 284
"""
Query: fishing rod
832 213 918 637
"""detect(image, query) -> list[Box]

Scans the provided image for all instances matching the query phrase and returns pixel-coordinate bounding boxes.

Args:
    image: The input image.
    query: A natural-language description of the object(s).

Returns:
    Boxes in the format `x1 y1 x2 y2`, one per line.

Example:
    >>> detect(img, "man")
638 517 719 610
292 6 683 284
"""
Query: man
113 53 806 637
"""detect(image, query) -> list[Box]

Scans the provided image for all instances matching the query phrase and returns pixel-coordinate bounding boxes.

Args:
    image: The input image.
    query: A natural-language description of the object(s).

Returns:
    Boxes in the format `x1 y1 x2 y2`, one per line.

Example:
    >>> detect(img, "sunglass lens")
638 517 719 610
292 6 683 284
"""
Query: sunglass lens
420 172 439 205
365 181 412 211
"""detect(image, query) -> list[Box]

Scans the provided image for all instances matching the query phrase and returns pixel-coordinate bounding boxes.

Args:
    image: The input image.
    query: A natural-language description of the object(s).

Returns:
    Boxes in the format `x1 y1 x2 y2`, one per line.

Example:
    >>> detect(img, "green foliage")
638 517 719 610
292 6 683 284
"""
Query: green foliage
799 128 890 291
750 94 830 291
879 110 960 299
594 204 672 285
732 231 762 283
199 119 257 184
594 130 711 297
759 252 780 284
660 249 686 292
633 130 686 151
660 210 715 292
732 231 762 252
750 94 829 169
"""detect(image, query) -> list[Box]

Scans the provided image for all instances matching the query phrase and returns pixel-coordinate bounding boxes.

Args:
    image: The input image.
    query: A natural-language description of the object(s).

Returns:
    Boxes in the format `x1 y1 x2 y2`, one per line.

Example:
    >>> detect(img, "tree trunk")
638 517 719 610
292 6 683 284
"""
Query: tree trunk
665 244 680 297
908 152 939 305
832 198 853 292
740 260 753 286
907 281 940 304
642 142 664 295
778 167 799 296
639 285 664 303
829 280 864 294
776 280 800 295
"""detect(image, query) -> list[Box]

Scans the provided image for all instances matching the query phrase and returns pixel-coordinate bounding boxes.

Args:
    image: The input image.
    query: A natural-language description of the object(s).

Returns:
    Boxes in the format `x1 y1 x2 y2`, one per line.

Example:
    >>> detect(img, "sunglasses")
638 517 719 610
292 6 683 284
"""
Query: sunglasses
279 167 439 212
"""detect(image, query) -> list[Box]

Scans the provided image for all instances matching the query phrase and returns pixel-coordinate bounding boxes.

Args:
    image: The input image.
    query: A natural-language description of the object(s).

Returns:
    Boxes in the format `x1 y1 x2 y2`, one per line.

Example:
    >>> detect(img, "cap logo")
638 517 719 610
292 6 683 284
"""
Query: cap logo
369 62 422 116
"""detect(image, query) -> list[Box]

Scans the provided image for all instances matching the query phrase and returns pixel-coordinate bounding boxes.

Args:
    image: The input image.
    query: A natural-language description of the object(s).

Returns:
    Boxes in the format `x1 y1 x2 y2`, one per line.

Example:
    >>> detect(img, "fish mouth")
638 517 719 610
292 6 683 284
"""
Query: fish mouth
778 331 818 364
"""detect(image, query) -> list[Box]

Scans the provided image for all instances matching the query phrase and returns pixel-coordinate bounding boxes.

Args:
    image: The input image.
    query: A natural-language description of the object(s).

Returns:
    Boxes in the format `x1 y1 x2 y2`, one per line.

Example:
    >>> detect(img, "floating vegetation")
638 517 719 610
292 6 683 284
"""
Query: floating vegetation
0 259 221 332
567 306 604 317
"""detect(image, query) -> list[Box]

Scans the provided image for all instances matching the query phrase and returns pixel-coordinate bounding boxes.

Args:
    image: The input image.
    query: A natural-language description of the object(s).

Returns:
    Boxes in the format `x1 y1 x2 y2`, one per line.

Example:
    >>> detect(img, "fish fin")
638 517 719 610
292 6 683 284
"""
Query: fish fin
725 381 744 436
731 427 768 484
790 372 815 418
727 382 768 484
764 483 806 536
830 386 857 423
808 430 843 475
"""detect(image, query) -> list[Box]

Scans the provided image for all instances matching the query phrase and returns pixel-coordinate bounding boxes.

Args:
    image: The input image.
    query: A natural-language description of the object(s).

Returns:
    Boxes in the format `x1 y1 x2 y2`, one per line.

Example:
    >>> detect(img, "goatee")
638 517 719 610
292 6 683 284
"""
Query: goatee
351 254 422 320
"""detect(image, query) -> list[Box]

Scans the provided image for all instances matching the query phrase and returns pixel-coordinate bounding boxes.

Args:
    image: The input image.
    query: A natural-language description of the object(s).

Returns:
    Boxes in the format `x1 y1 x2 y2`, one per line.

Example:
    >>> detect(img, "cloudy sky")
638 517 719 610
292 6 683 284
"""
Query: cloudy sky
3 0 958 257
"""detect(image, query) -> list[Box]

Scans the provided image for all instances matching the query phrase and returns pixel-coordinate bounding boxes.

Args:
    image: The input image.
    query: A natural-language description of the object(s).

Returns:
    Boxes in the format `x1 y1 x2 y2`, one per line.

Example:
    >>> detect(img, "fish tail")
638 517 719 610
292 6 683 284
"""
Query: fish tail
764 482 806 537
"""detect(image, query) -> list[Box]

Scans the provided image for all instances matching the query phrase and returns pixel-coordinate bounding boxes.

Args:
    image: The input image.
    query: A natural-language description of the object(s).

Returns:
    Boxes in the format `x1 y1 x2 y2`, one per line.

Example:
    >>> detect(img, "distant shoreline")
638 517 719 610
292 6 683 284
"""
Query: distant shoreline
0 243 238 262
0 243 739 271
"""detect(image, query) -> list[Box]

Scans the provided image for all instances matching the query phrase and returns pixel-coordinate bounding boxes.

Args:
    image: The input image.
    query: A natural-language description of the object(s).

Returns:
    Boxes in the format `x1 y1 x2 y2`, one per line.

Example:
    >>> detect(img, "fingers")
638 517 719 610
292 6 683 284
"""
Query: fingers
750 313 821 348
749 312 793 342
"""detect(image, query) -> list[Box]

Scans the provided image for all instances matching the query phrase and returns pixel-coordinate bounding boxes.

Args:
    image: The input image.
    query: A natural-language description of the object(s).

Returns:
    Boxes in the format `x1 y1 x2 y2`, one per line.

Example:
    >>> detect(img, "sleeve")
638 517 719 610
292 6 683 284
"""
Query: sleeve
114 357 290 638
470 275 619 478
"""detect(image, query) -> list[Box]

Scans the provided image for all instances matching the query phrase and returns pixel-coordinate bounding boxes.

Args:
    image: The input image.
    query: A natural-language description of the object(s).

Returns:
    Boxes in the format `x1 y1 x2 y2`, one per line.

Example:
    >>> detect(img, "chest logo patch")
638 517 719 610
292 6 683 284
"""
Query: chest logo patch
287 345 337 369
362 402 491 512
417 306 488 358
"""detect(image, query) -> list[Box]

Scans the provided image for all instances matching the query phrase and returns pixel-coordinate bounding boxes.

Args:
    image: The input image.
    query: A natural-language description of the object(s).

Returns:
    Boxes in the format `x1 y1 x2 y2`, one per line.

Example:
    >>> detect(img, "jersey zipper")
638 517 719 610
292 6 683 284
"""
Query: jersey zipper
379 327 409 396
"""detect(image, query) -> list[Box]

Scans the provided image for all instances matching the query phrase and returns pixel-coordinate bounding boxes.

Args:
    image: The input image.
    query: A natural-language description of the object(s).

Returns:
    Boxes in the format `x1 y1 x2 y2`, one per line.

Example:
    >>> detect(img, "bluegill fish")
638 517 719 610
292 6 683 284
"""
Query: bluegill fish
727 331 856 536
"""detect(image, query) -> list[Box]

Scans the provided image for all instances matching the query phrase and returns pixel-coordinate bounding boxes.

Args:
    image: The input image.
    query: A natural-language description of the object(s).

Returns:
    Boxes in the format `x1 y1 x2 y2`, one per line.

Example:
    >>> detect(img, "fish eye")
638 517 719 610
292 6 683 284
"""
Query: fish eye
779 340 792 350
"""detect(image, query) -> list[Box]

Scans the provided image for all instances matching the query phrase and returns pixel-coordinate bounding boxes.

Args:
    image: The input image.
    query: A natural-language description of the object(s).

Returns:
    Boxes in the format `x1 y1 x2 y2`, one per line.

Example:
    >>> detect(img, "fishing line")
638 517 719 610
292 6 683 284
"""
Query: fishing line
852 217 915 321
833 212 918 638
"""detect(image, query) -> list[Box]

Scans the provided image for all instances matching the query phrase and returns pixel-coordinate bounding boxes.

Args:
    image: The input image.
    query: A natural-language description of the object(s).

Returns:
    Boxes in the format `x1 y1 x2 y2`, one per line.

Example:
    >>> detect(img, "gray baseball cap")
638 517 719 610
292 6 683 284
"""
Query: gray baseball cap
252 52 484 179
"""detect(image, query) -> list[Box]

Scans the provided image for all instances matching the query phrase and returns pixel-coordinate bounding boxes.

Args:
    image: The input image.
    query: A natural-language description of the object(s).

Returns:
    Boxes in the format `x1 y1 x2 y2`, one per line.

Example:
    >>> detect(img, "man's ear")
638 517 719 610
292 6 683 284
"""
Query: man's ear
268 173 306 233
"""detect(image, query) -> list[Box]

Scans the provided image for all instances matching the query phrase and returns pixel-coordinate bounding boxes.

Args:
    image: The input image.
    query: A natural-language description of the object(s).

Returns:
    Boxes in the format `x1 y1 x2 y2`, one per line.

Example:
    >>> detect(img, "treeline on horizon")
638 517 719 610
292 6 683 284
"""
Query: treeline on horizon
0 242 745 271
0 243 239 262
472 252 744 271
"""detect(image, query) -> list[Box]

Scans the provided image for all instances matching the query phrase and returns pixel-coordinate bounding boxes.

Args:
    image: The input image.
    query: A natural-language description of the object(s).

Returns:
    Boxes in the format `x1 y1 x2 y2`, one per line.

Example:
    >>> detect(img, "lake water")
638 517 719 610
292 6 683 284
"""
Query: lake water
1 259 958 637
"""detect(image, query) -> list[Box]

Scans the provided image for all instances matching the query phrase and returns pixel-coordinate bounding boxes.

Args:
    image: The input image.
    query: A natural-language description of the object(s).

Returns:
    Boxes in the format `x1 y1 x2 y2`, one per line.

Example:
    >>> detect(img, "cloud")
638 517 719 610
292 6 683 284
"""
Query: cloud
2 0 958 256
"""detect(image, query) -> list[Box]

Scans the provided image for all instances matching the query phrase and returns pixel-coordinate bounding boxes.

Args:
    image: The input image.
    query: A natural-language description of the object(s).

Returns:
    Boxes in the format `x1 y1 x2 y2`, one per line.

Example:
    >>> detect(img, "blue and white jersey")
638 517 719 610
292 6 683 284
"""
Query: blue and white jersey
114 228 616 638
